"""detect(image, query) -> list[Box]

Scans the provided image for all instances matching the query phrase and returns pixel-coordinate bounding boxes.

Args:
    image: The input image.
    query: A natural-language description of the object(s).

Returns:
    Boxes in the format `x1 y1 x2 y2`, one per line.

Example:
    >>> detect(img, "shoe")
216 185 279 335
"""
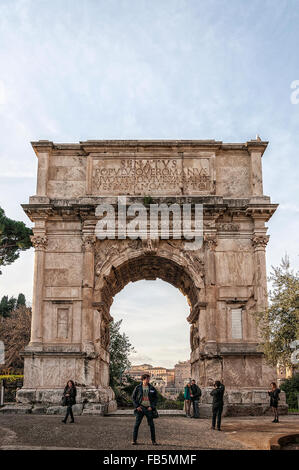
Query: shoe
152 441 158 445
132 441 137 445
276 419 279 423
217 428 222 431
211 427 215 430
70 420 75 423
62 420 66 423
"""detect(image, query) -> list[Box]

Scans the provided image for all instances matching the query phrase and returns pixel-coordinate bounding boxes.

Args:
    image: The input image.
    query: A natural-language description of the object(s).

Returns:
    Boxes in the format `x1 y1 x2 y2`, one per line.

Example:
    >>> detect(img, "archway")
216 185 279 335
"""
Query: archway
17 139 283 416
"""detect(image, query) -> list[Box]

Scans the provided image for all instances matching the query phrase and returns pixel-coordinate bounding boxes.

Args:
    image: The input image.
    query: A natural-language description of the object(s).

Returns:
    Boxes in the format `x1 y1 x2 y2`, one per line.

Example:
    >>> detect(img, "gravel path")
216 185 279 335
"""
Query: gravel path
0 415 298 450
0 415 248 450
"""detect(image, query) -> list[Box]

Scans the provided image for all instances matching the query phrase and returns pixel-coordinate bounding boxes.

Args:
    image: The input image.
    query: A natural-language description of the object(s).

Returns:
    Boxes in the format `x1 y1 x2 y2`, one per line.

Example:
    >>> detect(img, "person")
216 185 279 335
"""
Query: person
190 379 202 418
210 380 225 431
62 380 77 424
132 374 158 445
268 382 281 423
184 381 192 417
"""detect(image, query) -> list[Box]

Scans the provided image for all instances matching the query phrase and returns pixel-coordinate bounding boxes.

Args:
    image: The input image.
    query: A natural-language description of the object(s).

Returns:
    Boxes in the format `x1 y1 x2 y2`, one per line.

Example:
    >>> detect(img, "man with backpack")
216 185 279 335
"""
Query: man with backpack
190 379 202 418
210 380 225 431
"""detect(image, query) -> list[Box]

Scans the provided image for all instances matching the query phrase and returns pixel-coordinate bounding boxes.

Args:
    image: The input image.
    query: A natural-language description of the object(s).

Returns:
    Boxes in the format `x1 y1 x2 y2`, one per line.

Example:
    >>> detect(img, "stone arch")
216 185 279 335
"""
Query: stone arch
93 239 204 327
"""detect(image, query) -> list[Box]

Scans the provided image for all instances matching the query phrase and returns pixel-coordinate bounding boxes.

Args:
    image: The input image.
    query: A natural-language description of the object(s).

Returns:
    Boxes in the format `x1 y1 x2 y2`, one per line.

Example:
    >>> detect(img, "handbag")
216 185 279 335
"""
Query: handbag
61 396 67 406
152 408 159 419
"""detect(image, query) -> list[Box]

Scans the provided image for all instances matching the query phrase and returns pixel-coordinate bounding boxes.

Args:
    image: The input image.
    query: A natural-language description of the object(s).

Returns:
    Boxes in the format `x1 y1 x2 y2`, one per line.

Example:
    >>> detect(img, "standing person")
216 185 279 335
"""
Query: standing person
184 381 192 417
190 379 202 418
132 374 158 445
210 380 225 431
62 380 77 424
268 382 281 423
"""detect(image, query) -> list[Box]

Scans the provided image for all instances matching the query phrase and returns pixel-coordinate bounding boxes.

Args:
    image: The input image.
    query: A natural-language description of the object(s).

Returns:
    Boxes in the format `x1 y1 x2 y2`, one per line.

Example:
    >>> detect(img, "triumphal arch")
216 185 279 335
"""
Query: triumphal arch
17 139 284 415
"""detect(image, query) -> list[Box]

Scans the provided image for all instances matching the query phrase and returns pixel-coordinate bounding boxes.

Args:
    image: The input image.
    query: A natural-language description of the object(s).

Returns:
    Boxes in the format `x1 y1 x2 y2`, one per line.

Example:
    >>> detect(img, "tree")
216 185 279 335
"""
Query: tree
0 295 17 318
0 305 31 373
17 293 26 307
280 374 299 410
0 293 26 318
253 255 299 367
109 319 135 387
0 206 32 275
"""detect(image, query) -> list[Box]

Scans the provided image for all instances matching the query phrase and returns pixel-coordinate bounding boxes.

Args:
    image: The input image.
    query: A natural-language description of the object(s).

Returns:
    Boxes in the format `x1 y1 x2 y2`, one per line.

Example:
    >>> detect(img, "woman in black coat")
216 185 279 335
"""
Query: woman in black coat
268 382 281 423
62 380 77 423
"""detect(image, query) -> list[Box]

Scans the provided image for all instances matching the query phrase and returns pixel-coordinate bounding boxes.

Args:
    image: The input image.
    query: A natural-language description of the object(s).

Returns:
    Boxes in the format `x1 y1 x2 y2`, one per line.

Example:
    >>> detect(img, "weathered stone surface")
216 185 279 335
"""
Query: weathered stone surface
0 405 32 414
19 139 280 416
46 406 65 415
31 405 46 414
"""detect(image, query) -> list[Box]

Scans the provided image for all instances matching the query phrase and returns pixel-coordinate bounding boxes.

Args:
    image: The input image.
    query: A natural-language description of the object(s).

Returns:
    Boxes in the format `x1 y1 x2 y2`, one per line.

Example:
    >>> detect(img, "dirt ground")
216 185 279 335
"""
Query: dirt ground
0 414 298 450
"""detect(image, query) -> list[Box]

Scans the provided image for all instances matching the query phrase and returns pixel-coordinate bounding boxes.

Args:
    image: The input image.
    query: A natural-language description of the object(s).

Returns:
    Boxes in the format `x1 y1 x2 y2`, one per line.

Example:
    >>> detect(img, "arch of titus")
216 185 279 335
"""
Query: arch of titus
17 139 286 415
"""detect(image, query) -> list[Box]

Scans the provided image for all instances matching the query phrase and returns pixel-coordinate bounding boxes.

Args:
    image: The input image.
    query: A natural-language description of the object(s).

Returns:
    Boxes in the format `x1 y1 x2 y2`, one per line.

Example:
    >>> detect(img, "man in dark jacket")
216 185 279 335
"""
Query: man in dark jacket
132 373 158 445
190 379 201 418
210 380 225 431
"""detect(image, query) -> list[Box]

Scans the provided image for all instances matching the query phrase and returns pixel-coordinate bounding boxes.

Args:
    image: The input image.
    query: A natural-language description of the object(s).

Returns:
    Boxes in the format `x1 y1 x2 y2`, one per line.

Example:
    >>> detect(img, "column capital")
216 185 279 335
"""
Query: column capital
82 234 97 252
30 234 48 250
252 234 269 249
204 232 217 251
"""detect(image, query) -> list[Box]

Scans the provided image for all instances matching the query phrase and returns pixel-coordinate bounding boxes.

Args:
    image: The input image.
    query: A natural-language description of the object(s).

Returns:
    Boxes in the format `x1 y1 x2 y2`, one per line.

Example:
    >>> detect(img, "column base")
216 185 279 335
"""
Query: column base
16 386 117 414
198 388 288 417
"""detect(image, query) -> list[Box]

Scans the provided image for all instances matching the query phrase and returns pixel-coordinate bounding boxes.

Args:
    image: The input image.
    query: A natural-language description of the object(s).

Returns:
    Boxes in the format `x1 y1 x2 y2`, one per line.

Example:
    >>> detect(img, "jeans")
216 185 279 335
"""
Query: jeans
133 406 156 442
212 404 223 429
64 405 74 422
184 400 191 416
192 399 199 418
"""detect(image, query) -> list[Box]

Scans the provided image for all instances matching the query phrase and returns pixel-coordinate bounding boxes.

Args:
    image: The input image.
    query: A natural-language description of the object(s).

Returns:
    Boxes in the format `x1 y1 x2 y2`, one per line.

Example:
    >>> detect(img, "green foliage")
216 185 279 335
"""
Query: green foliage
0 206 32 275
159 399 184 410
17 293 26 307
253 255 299 366
109 319 135 387
177 391 185 402
0 293 27 317
280 373 299 409
0 374 23 383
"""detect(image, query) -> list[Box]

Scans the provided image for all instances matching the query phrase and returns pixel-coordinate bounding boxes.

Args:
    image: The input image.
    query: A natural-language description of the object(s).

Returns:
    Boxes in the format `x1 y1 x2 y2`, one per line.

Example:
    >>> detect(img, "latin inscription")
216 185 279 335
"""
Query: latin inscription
92 158 211 194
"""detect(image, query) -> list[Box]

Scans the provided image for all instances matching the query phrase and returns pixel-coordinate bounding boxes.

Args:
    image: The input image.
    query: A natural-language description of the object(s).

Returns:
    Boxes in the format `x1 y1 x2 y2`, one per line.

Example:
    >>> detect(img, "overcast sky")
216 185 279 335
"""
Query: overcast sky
0 0 298 368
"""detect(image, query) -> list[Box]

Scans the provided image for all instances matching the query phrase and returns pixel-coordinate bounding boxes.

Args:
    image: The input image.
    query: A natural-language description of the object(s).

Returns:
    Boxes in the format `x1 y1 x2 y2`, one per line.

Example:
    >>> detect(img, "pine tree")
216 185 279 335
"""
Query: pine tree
17 293 26 307
0 206 32 275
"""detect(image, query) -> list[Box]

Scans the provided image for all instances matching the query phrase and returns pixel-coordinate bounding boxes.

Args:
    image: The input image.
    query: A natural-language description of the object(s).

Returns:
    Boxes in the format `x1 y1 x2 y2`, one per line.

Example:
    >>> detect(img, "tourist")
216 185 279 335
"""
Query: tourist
210 380 225 431
190 379 202 418
184 380 192 417
62 380 77 424
131 373 158 445
268 382 281 423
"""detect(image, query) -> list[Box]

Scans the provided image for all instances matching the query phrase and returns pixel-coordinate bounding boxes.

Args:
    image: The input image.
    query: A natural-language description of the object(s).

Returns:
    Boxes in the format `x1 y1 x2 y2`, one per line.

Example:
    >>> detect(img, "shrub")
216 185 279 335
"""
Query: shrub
280 373 299 409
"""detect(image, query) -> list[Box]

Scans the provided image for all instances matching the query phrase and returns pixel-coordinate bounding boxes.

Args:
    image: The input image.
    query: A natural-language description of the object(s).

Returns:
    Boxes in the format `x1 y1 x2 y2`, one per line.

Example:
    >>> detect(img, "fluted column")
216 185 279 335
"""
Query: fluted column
81 234 96 355
252 234 269 339
28 234 48 349
203 232 218 344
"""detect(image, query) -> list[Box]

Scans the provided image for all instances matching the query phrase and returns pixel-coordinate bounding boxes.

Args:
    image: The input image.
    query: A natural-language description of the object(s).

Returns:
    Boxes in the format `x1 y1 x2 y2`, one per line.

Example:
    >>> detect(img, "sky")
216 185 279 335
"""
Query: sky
0 0 298 368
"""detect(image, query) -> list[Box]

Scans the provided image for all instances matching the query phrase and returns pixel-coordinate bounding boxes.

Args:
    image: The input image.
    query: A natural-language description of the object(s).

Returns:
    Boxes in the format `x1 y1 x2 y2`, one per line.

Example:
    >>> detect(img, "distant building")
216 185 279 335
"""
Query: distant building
125 361 190 396
174 360 191 388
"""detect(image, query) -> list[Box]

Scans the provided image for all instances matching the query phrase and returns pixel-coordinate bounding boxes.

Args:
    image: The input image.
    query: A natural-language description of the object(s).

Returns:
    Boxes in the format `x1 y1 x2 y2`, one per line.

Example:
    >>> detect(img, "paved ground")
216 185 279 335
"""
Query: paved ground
0 414 298 450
